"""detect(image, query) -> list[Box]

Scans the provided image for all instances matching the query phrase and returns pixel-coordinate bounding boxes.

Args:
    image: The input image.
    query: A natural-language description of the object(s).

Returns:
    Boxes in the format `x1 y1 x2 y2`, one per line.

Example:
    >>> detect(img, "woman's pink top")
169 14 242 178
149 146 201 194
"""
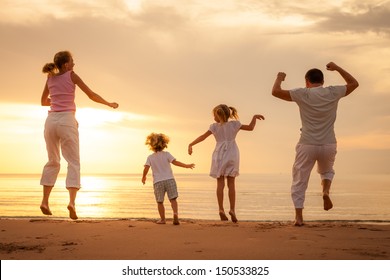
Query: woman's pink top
47 71 76 112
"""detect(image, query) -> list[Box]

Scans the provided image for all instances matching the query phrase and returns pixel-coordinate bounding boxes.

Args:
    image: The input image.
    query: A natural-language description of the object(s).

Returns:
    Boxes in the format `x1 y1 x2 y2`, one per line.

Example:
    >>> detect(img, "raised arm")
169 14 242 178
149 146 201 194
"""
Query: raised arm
326 62 359 96
172 160 195 169
240 114 265 131
272 72 292 101
188 130 212 155
71 72 119 109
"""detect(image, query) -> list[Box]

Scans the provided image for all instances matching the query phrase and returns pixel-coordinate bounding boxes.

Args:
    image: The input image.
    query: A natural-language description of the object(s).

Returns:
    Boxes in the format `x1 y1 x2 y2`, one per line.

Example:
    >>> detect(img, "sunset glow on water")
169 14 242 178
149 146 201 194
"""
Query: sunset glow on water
1 173 389 222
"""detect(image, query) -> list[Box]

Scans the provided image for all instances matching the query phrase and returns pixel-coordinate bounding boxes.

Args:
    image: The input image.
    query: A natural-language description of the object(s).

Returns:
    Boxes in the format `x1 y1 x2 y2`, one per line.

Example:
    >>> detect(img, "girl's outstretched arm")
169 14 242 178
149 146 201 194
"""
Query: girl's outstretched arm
240 114 265 131
172 160 195 169
188 130 212 155
71 72 119 109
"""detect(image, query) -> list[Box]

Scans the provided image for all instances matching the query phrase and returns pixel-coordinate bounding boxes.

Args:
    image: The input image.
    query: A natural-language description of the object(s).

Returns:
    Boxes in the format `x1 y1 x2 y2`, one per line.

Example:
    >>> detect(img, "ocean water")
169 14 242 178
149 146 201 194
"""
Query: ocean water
0 173 389 222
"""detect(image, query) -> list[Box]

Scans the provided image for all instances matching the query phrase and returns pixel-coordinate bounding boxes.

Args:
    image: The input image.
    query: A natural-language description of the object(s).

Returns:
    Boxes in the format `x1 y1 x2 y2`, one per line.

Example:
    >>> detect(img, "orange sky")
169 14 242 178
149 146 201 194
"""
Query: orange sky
0 0 389 175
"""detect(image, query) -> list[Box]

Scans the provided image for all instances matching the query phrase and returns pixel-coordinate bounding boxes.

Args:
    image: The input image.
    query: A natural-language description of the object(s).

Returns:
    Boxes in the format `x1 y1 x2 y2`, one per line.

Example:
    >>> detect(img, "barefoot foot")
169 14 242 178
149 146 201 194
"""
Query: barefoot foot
156 219 166 224
294 208 303 226
173 214 180 225
229 211 238 223
40 205 52 216
323 193 333 211
219 211 228 221
67 205 78 220
294 220 304 227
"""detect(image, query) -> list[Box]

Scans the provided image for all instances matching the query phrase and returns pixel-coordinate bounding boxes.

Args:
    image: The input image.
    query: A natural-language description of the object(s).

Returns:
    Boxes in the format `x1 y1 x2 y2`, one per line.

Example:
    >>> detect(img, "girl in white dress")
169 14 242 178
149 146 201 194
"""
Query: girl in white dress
188 104 264 222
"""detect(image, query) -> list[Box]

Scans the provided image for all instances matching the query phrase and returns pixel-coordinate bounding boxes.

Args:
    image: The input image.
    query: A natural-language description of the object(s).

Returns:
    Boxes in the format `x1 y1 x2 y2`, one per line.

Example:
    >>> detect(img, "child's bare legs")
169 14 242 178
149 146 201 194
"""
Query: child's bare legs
216 177 228 220
322 179 333 211
67 187 78 220
157 202 166 224
156 199 179 225
227 176 238 223
294 208 304 226
227 176 236 211
170 198 180 225
40 185 53 215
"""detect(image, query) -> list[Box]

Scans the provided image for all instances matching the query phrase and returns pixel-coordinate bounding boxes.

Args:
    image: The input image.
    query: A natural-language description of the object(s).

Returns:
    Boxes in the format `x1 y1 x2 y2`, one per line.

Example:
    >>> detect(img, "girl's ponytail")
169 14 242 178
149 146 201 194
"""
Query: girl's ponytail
42 63 56 76
229 106 239 120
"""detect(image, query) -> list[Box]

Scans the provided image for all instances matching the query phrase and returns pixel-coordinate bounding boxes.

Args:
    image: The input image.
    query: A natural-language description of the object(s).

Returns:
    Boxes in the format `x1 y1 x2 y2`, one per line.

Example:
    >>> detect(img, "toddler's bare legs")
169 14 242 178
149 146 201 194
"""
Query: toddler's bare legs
217 177 228 220
40 185 53 215
157 202 166 224
67 187 78 220
322 179 333 211
170 198 180 225
227 176 238 223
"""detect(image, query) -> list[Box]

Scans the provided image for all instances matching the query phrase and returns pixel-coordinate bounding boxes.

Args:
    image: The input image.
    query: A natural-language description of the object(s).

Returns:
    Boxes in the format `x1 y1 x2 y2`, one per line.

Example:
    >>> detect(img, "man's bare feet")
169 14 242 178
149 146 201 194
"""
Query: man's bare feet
67 205 78 220
323 193 333 211
40 205 52 216
156 219 166 224
294 219 304 226
294 208 304 226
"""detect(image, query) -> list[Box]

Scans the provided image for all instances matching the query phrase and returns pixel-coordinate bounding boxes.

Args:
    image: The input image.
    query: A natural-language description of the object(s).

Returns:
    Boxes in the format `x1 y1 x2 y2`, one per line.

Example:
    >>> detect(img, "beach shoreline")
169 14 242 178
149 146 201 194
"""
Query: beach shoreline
1 218 389 260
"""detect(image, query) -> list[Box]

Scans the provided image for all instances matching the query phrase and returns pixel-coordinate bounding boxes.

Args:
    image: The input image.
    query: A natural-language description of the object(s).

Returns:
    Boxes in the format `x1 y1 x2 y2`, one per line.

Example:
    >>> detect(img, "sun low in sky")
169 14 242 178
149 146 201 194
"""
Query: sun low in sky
0 0 389 175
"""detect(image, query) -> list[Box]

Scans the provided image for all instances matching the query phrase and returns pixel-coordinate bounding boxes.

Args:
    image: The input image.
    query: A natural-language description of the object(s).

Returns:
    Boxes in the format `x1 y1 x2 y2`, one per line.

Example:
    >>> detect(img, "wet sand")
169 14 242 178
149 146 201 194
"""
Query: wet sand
0 218 389 260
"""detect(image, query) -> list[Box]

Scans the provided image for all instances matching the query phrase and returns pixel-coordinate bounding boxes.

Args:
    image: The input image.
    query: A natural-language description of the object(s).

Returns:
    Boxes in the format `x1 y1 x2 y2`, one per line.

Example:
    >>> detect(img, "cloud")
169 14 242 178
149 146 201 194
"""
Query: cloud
0 0 133 24
229 0 390 36
3 0 390 36
314 1 390 35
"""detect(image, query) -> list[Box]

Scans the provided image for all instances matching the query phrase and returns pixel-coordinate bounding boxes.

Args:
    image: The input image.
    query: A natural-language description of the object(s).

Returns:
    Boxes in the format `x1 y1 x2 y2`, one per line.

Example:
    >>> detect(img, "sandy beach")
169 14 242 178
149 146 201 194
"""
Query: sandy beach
0 218 389 260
